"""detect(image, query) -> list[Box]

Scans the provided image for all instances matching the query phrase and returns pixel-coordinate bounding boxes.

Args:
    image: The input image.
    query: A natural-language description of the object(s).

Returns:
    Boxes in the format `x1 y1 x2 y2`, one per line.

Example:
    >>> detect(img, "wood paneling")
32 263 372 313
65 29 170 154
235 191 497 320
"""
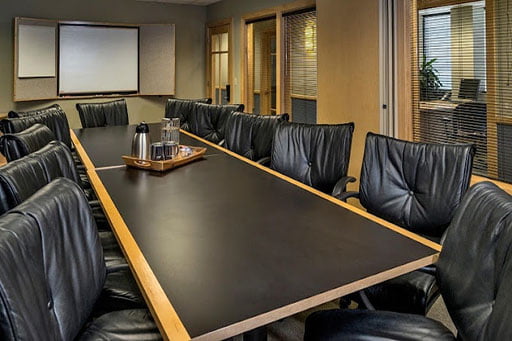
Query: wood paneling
317 0 380 191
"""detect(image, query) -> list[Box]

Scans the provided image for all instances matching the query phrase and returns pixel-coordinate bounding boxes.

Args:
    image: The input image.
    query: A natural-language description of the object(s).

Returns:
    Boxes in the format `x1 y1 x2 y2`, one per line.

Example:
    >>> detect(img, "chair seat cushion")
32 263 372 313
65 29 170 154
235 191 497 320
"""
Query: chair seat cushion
304 309 455 341
99 231 126 267
361 270 439 315
78 309 162 340
94 267 146 315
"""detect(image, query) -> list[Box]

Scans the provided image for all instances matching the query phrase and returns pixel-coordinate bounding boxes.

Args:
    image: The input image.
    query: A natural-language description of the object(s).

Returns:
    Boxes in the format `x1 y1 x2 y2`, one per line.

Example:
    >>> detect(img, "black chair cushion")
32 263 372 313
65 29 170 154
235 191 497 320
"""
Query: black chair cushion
359 132 475 238
76 99 129 128
0 212 58 340
271 122 354 194
0 156 48 215
12 178 106 339
437 182 512 341
0 123 55 162
224 112 289 162
77 309 161 340
1 104 72 148
190 103 244 144
360 270 439 315
165 98 212 131
304 309 455 341
8 103 62 118
28 140 81 185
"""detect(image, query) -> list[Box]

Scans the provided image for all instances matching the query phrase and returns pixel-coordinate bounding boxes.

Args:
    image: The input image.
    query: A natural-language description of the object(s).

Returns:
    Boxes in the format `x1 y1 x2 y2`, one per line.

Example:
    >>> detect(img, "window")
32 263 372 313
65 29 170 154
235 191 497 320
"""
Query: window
413 1 492 177
283 9 317 123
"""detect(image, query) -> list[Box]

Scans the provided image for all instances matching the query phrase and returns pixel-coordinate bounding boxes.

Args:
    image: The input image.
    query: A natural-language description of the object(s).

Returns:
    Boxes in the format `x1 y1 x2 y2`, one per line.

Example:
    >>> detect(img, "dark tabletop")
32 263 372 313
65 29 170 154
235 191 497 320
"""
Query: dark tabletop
97 152 437 339
73 123 218 168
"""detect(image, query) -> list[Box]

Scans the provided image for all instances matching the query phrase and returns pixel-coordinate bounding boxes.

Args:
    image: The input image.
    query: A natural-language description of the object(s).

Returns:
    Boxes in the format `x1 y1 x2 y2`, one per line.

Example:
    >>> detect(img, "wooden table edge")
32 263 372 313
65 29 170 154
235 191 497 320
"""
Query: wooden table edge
86 169 191 341
192 253 437 340
70 129 96 171
180 129 442 253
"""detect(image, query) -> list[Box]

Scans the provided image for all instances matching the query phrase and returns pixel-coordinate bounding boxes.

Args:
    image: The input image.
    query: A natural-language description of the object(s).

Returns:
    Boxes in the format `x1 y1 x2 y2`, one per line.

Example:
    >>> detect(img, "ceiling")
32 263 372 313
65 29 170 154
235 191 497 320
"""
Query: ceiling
136 0 222 5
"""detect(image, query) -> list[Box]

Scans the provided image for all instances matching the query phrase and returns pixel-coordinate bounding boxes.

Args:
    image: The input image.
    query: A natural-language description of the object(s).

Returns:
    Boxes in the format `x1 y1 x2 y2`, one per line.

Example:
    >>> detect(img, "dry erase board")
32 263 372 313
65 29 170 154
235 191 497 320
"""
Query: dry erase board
13 17 175 101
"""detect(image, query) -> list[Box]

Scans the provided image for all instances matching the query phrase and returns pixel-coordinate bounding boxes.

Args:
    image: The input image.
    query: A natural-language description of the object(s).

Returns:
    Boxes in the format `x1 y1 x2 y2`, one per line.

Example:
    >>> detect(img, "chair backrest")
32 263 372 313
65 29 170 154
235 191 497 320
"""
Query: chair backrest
5 178 106 339
0 141 81 215
359 133 475 239
76 99 129 128
29 141 81 184
190 103 245 144
224 112 289 162
453 102 487 135
271 122 354 194
164 97 212 130
0 123 55 162
8 103 62 118
437 182 512 340
0 212 57 340
0 156 48 215
1 104 72 148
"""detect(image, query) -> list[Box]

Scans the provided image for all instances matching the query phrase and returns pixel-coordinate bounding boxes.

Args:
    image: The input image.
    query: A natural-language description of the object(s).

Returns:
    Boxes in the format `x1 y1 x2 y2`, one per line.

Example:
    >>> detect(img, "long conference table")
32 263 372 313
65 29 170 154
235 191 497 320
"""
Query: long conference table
71 123 441 341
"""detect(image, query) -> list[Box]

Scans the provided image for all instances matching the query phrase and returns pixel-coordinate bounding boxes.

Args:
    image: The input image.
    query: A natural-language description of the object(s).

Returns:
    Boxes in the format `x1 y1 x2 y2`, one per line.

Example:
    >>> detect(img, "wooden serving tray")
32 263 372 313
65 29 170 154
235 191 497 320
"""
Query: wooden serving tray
122 146 206 172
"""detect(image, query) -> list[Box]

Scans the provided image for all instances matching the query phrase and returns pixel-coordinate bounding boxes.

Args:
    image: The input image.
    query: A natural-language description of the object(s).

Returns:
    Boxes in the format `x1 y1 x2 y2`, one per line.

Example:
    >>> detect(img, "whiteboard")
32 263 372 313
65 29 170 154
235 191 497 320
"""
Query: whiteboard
18 24 56 78
59 25 138 94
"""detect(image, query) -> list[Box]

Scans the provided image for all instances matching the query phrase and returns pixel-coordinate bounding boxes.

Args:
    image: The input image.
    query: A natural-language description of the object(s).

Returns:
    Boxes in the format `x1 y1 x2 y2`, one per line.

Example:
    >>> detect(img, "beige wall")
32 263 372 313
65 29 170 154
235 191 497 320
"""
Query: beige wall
0 0 207 128
317 0 380 189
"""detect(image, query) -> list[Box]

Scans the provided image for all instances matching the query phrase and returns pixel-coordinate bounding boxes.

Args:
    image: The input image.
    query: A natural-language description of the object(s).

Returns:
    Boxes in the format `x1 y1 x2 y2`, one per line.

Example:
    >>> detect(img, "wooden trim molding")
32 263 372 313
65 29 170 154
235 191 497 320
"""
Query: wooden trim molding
180 130 441 253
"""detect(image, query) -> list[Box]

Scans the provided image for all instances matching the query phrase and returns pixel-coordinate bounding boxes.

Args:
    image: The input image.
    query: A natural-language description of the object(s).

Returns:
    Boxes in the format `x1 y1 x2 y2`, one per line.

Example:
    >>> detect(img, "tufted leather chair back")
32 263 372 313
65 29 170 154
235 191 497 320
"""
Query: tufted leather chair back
0 157 48 215
0 141 81 216
1 104 72 148
76 99 129 128
190 103 244 144
0 124 55 162
8 103 62 118
0 212 58 340
360 133 475 239
165 98 212 131
271 122 354 194
5 179 106 339
437 182 512 340
224 112 289 161
29 141 81 184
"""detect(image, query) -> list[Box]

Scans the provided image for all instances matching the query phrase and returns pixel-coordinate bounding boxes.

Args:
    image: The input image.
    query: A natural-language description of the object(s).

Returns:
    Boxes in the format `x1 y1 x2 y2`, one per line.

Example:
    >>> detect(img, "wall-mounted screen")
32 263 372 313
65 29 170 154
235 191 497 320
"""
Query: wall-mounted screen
59 25 138 94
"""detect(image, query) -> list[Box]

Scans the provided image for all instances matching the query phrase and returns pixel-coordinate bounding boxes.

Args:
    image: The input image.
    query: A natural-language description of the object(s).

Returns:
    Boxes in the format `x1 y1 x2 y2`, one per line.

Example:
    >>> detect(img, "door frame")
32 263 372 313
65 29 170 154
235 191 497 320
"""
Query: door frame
206 18 234 104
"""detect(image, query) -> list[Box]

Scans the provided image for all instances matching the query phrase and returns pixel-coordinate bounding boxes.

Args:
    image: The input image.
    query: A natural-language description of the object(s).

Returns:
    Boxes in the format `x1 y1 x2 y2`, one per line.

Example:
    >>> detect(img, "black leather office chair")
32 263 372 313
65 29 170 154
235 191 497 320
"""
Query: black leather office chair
224 111 289 164
0 178 160 340
76 99 129 128
2 104 72 149
0 141 126 266
0 123 55 162
338 132 475 315
305 181 512 341
7 103 62 118
189 103 245 144
270 122 355 195
165 97 212 131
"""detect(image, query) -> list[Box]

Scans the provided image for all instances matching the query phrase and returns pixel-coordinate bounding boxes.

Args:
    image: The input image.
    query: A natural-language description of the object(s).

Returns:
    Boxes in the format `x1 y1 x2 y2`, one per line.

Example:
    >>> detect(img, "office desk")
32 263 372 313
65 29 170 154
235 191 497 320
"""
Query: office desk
75 129 440 340
72 123 218 170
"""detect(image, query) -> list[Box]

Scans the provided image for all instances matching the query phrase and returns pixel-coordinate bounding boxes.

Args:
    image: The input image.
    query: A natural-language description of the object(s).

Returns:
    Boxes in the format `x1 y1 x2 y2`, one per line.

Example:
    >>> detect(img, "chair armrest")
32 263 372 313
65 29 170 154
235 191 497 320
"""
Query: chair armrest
218 139 225 147
331 176 357 198
334 191 360 202
256 156 271 166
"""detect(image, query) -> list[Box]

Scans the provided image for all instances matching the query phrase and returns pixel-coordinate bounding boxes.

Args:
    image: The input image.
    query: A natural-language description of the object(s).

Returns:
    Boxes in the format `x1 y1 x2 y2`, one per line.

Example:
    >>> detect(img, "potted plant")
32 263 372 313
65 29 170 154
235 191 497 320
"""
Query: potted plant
420 55 443 100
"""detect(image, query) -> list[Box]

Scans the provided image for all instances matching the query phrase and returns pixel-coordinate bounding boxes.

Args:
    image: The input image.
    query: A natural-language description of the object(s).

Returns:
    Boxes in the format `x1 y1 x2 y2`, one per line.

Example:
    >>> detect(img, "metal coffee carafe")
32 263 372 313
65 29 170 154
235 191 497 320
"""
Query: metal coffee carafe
131 122 151 160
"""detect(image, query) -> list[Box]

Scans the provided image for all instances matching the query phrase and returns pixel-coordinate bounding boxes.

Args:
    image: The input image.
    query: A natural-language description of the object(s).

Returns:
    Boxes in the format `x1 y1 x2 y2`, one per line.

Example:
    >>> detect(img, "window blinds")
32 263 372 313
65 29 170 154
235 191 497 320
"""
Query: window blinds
411 0 509 180
283 9 317 123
